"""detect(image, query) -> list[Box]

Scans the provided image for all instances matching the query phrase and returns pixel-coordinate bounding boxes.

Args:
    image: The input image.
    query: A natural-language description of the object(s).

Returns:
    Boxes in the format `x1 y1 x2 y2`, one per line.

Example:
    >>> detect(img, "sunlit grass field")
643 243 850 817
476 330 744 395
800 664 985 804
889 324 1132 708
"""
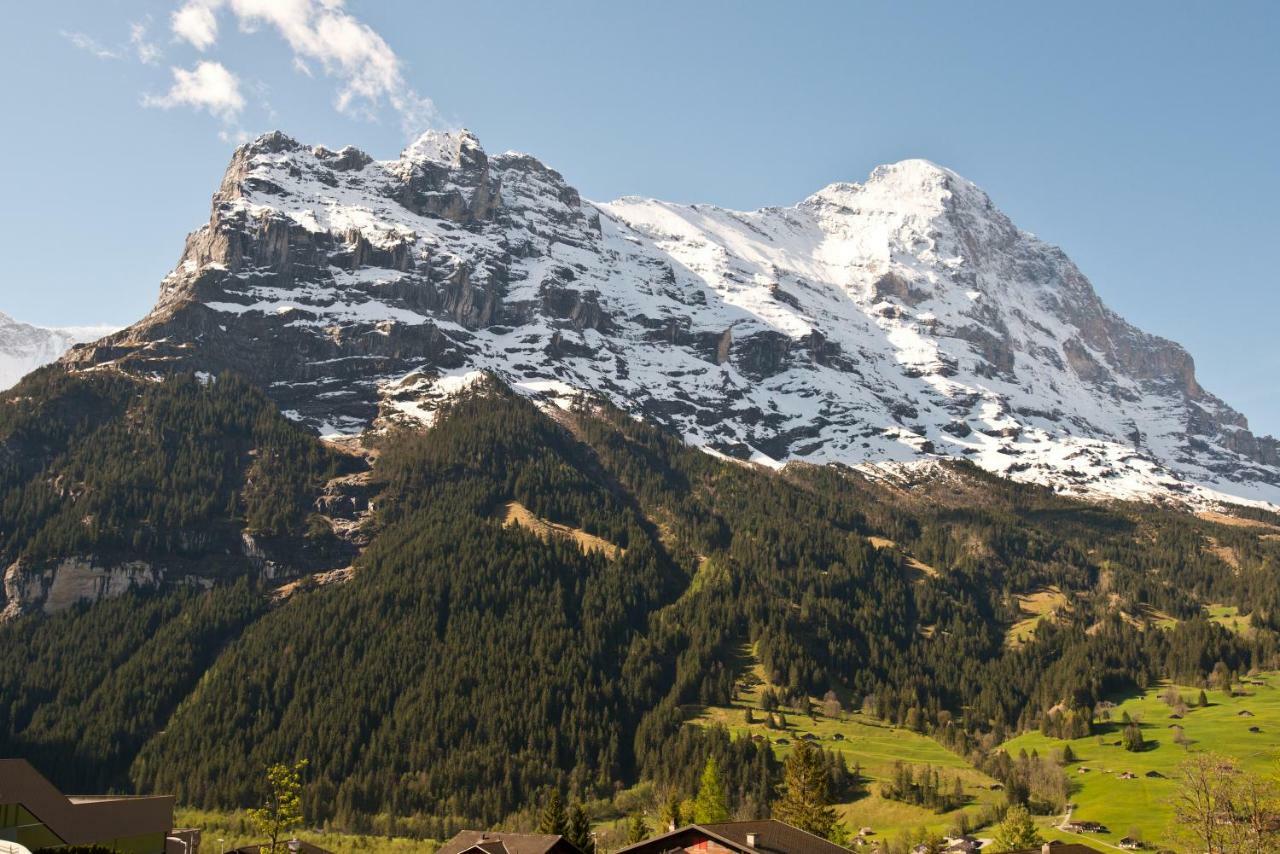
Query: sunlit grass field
1003 674 1280 849
174 808 439 854
690 645 1003 840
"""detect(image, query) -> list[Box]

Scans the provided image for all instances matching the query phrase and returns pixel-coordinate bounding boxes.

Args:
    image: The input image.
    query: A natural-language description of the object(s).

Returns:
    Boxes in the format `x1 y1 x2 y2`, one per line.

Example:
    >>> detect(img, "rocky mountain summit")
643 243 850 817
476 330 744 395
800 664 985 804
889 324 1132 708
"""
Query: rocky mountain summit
64 129 1280 508
0 312 115 391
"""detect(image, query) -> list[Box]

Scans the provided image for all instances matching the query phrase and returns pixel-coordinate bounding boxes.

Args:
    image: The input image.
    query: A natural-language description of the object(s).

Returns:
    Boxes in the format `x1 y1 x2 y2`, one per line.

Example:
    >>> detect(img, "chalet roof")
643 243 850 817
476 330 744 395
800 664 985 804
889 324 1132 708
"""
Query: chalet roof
437 831 579 854
1008 843 1099 854
228 843 334 854
0 758 174 846
617 820 849 854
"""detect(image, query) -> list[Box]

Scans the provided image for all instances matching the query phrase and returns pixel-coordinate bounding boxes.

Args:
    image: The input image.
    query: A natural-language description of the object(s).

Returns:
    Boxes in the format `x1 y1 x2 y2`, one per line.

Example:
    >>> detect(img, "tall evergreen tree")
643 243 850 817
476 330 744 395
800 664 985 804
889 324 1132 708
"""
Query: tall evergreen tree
659 792 683 831
539 790 568 837
693 756 731 823
772 741 841 840
567 802 595 854
626 814 650 844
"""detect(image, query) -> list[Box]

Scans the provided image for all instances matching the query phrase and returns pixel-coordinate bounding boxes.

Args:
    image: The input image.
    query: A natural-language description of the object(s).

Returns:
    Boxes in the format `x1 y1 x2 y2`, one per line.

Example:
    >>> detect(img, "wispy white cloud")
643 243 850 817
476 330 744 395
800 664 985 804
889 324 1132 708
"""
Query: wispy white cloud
170 0 439 134
130 21 163 65
64 0 440 140
62 30 123 61
144 60 245 122
64 23 163 65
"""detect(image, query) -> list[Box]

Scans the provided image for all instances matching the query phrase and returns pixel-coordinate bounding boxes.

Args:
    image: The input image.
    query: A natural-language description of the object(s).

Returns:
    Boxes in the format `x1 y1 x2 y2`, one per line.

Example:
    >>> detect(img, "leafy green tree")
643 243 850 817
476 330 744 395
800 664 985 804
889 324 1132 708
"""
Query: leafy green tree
693 756 731 823
772 740 842 840
539 790 569 837
905 706 924 732
248 759 308 853
990 804 1043 852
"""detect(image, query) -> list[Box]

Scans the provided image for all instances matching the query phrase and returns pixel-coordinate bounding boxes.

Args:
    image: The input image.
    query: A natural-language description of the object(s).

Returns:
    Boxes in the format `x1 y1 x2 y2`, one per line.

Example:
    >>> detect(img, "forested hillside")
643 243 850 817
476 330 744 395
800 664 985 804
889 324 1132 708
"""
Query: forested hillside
3 368 1279 835
0 368 355 578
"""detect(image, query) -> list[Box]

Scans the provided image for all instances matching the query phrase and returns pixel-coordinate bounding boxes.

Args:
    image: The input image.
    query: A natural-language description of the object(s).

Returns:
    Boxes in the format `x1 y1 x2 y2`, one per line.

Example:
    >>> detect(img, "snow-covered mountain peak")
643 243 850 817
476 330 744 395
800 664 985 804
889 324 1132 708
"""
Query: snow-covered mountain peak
402 128 484 168
64 129 1280 510
806 158 974 209
1 311 116 391
868 157 966 189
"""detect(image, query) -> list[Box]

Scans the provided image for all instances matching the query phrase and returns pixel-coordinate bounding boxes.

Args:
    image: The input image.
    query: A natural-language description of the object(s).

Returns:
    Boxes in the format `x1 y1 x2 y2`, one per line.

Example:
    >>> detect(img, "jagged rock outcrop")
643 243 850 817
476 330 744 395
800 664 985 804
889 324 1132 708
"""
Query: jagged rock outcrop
61 130 1280 508
2 557 164 620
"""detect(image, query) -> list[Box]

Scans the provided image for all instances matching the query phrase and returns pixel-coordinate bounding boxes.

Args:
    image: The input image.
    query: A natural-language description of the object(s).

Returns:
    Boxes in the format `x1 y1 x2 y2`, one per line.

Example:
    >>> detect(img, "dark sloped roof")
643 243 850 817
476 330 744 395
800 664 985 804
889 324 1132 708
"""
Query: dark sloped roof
704 820 850 854
616 820 848 854
1008 844 1098 854
229 843 334 854
437 831 579 854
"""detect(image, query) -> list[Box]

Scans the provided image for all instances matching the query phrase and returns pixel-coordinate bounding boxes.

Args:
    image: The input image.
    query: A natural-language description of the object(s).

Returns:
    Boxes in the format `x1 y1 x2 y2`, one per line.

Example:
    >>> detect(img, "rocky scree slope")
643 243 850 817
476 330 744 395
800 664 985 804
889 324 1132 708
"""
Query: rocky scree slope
63 129 1280 508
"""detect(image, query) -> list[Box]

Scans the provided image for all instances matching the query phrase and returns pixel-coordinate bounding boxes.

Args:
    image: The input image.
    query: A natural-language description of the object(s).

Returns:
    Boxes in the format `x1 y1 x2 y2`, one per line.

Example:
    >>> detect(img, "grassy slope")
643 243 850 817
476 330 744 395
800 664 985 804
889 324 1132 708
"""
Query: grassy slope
1005 587 1071 648
1003 674 1280 849
1206 603 1254 636
175 808 439 854
691 647 1003 840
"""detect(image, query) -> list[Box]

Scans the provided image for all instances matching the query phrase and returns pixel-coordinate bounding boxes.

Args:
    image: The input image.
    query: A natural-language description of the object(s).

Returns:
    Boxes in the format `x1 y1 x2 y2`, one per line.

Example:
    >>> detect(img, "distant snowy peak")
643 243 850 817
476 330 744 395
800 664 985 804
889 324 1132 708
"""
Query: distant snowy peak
64 130 1280 510
401 128 484 167
0 312 116 391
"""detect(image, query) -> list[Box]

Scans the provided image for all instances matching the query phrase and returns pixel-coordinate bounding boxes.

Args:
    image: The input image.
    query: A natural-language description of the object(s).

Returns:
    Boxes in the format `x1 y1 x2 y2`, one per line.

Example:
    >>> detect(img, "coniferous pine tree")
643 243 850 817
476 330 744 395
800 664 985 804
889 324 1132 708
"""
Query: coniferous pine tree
567 802 595 854
626 814 650 845
539 790 569 837
692 756 731 824
772 741 841 840
659 792 683 831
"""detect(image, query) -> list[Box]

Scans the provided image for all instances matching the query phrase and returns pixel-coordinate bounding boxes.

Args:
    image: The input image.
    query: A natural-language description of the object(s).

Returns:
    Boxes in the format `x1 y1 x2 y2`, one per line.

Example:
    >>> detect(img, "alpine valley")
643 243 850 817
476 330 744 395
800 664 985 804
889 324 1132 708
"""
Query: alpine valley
3 130 1280 845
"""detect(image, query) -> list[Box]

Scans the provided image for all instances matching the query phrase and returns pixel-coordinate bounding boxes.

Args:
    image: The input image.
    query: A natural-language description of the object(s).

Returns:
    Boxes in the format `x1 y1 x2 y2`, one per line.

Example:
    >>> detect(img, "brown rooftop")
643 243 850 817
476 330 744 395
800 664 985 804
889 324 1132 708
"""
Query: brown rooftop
1009 844 1100 854
437 831 581 854
0 758 174 848
616 820 850 854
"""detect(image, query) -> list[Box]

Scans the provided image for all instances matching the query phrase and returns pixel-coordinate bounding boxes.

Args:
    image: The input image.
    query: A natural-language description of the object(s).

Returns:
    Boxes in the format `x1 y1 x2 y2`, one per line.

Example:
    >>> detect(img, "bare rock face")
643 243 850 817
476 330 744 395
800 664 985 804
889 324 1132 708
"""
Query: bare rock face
63 132 1280 509
2 557 162 619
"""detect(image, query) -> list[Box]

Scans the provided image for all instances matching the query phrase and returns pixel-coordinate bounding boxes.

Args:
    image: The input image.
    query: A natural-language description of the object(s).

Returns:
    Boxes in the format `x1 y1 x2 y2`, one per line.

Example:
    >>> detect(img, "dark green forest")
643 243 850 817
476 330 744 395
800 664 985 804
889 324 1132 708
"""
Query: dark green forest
2 368 1279 833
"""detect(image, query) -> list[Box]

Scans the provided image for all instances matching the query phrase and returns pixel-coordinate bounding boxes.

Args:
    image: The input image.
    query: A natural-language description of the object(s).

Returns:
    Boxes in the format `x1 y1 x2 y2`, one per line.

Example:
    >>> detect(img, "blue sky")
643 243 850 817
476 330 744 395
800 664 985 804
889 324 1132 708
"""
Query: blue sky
1 1 1276 433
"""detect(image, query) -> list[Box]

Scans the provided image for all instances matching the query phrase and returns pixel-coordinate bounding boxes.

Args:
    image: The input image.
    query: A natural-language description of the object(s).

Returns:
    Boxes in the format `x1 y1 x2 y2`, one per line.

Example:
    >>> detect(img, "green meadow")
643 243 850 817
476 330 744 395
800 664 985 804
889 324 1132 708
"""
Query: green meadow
695 702 1005 838
1003 674 1280 849
691 646 1004 841
174 808 439 854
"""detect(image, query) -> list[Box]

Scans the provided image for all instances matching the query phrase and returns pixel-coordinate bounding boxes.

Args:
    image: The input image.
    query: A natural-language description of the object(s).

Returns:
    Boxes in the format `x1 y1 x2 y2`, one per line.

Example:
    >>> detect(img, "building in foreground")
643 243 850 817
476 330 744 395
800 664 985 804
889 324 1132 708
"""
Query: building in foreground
438 831 582 854
615 820 850 854
225 843 332 854
0 759 197 854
